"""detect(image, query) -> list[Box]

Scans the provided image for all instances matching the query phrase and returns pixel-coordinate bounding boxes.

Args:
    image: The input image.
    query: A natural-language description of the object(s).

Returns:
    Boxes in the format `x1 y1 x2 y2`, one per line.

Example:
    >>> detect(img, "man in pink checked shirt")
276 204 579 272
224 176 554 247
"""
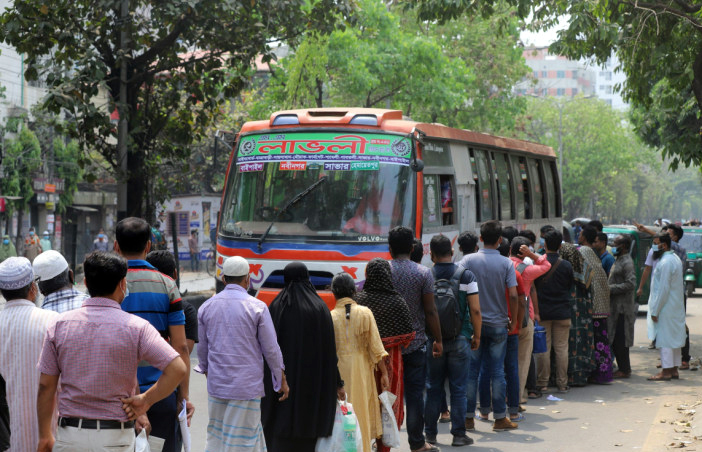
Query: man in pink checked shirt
36 252 187 452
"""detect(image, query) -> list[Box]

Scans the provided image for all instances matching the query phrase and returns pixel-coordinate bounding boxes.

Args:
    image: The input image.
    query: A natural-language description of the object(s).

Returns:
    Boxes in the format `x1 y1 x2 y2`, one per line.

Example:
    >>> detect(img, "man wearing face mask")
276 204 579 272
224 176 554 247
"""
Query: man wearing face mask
607 235 637 379
114 217 190 451
23 227 42 263
0 257 59 451
40 231 52 252
647 233 686 381
0 235 16 263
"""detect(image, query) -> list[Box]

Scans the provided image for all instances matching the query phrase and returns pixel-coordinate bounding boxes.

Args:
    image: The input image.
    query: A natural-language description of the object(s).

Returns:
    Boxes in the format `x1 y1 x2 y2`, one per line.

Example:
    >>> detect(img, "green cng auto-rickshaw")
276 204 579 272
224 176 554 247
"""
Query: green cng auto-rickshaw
680 227 702 296
603 225 654 304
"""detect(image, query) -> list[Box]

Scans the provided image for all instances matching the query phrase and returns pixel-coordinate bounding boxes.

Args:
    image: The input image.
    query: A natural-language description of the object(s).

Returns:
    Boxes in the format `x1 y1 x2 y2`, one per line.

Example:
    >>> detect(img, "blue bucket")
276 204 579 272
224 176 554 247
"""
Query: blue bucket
533 321 547 354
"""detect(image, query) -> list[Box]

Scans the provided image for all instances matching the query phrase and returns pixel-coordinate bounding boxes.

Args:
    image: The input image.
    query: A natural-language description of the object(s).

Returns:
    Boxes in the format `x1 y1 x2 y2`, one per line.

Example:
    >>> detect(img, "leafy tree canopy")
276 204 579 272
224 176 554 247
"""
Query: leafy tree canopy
0 0 351 218
252 0 528 133
408 0 702 167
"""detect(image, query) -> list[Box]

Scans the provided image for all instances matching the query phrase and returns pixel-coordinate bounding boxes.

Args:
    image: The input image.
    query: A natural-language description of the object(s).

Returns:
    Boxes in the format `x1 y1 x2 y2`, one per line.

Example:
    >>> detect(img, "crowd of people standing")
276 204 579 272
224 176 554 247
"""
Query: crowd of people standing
0 215 690 452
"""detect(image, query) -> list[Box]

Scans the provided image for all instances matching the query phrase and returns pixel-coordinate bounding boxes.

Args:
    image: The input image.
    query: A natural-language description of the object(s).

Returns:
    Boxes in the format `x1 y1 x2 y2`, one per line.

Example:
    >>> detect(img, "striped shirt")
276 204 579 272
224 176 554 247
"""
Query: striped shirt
41 287 89 313
0 299 58 452
122 260 184 391
37 297 179 421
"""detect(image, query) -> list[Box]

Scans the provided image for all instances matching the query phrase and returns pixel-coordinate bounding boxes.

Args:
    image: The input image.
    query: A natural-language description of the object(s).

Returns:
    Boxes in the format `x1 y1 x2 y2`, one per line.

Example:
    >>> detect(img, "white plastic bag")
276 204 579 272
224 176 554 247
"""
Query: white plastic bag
315 400 363 452
378 391 401 448
135 429 150 452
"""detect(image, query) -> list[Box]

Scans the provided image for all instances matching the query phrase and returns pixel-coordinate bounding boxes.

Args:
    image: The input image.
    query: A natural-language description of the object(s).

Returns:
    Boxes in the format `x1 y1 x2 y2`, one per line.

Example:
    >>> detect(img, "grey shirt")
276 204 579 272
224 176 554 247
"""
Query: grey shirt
458 249 517 328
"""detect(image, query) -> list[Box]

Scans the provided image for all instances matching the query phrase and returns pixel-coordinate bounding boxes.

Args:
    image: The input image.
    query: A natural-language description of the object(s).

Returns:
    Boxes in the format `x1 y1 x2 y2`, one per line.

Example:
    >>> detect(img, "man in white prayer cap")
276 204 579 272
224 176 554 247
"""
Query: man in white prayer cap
0 257 58 451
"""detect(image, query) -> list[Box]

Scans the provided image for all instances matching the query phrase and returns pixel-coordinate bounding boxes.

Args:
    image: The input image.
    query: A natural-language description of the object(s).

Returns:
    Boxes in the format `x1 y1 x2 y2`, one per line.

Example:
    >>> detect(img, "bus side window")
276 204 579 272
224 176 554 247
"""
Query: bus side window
423 175 442 228
473 149 494 221
511 156 530 220
469 150 481 222
527 158 545 218
439 175 456 226
543 160 561 218
493 152 513 221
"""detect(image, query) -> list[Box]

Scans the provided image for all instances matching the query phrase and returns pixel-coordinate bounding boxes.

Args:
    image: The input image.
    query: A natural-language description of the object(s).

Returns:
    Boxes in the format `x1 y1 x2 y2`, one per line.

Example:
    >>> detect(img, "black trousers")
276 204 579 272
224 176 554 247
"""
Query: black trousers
148 391 181 452
682 294 691 362
612 315 631 374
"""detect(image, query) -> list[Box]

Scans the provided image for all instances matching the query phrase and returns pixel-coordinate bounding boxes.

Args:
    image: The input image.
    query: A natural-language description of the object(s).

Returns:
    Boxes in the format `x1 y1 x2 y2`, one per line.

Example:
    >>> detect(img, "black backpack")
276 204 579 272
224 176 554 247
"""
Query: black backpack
432 266 466 340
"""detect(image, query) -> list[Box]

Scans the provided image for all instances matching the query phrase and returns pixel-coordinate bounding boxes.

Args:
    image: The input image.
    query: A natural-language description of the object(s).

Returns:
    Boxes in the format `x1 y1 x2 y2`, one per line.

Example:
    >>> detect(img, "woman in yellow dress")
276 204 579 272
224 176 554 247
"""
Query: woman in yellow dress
331 272 389 452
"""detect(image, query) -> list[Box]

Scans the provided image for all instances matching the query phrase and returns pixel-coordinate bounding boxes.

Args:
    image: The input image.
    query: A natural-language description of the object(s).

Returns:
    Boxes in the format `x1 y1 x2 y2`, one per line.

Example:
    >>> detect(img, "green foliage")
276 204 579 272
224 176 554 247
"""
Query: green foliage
0 127 42 210
513 96 702 221
0 0 352 218
250 0 528 133
409 0 702 166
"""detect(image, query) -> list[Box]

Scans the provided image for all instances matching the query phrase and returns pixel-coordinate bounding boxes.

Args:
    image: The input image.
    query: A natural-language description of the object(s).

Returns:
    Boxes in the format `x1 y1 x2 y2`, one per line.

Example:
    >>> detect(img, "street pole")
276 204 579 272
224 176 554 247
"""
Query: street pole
117 0 129 220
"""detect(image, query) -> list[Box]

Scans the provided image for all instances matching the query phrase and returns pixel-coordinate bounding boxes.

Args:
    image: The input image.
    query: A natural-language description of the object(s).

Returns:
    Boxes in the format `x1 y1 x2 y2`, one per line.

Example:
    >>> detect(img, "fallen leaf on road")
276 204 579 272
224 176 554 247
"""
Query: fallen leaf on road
675 428 691 433
620 429 633 433
552 410 560 413
581 426 588 430
614 443 623 447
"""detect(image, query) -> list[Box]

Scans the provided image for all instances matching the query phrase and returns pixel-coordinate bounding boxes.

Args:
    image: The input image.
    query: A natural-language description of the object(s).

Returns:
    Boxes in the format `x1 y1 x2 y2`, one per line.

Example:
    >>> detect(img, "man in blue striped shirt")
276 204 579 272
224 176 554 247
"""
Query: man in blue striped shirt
115 217 190 452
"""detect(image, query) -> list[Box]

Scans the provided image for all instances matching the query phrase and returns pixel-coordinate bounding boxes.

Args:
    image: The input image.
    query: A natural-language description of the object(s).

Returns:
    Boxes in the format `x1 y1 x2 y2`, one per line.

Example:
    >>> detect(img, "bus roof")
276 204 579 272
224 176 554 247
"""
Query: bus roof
239 107 556 158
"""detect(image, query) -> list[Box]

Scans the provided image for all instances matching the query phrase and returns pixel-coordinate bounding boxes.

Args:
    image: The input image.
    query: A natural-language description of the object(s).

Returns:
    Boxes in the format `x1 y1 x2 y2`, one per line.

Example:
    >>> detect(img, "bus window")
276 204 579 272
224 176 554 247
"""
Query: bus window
473 149 494 221
493 152 513 221
527 158 545 218
439 175 456 225
423 174 456 227
469 151 481 221
511 156 530 219
543 160 560 218
423 174 442 228
423 141 453 167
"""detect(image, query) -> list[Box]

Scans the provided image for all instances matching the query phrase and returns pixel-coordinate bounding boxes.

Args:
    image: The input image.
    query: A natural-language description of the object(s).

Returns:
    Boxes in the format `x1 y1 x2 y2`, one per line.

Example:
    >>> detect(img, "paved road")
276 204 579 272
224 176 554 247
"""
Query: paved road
180 275 702 452
64 271 702 451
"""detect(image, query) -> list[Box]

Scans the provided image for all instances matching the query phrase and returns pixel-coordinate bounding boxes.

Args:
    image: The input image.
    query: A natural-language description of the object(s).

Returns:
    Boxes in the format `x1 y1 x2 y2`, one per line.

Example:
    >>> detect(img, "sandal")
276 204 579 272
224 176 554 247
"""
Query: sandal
412 444 440 452
527 390 542 399
680 362 690 370
613 371 631 379
647 374 672 381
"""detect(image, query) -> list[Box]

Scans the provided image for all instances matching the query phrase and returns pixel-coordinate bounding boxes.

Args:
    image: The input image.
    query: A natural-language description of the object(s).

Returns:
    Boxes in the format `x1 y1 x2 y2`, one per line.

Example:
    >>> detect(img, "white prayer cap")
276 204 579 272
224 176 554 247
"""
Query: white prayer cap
33 250 69 282
222 256 250 277
0 257 34 290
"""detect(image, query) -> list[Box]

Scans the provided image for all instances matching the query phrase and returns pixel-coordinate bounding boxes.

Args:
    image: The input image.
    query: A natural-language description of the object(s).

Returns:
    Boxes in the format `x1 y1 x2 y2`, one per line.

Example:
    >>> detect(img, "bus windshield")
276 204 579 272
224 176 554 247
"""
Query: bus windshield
220 131 416 241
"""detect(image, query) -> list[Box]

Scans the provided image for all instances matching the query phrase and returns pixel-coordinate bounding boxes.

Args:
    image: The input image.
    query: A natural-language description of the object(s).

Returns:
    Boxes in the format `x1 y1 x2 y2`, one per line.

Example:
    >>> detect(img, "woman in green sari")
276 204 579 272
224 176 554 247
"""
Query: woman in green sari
559 242 596 386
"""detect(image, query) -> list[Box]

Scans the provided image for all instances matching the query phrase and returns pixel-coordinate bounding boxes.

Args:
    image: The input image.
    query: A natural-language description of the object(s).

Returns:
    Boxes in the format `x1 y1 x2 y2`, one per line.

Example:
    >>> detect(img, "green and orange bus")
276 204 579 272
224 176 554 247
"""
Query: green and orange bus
216 108 562 306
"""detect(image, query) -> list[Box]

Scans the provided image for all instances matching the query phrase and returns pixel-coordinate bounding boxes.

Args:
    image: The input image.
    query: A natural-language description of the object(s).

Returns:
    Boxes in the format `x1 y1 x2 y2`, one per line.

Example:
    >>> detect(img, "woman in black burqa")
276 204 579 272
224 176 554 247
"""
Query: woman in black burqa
262 262 343 452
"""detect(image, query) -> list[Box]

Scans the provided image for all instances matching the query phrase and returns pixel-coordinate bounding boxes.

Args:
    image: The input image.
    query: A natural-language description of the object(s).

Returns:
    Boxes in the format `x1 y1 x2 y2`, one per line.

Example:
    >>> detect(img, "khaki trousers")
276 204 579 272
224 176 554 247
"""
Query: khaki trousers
52 423 135 452
536 319 572 389
518 318 534 403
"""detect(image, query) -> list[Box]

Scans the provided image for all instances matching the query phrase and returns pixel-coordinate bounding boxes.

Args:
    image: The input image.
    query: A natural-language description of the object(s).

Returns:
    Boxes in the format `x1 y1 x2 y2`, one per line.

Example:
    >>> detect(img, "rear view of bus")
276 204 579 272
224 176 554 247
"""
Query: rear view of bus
217 108 419 306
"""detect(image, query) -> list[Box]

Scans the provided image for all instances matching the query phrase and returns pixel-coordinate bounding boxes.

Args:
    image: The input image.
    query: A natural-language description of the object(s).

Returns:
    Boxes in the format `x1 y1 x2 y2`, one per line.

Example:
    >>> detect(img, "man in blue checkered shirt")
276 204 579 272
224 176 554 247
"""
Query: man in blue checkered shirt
33 251 88 313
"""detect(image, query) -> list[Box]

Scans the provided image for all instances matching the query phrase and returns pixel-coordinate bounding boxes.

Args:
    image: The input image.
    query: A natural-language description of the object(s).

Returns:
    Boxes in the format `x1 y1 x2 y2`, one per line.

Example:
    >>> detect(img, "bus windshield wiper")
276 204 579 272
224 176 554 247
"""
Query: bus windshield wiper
258 176 328 251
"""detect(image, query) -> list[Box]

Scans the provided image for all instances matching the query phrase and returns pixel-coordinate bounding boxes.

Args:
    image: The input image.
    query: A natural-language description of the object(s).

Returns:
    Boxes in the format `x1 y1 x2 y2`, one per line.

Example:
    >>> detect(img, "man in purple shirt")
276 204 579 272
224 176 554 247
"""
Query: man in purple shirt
198 256 289 451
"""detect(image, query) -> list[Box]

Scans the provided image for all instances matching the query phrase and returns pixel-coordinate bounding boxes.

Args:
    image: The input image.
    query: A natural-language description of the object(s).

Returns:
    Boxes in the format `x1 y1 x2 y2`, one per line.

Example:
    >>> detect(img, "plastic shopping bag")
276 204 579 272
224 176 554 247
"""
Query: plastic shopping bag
315 400 363 452
378 391 401 448
135 430 150 452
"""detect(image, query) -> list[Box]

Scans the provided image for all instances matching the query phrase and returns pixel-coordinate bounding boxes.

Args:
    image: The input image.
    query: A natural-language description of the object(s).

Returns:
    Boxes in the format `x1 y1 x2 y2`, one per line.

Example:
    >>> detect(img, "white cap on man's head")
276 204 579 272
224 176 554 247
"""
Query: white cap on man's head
222 256 250 277
33 250 69 282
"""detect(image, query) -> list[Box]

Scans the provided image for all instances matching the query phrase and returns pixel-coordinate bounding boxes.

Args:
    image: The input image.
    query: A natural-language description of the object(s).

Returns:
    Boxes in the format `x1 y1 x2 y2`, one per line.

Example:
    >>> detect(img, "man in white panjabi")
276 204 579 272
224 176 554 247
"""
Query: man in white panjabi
647 233 686 381
0 257 59 451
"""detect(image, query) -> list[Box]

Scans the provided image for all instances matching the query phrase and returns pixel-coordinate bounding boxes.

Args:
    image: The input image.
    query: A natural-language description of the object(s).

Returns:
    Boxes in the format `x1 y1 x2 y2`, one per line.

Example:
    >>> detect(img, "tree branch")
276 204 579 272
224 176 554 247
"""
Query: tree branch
367 85 406 107
624 0 702 29
131 14 191 67
672 0 701 14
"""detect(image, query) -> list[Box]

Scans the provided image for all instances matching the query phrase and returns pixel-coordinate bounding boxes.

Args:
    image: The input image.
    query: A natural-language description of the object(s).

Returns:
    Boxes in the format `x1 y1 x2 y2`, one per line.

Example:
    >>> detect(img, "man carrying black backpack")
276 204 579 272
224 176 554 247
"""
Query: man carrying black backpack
424 235 481 447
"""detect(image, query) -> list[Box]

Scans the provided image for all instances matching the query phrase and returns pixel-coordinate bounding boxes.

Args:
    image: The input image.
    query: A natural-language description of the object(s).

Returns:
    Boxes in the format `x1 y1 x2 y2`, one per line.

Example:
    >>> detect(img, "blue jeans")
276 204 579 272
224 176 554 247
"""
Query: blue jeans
425 336 470 437
466 325 508 420
479 334 520 415
403 346 428 450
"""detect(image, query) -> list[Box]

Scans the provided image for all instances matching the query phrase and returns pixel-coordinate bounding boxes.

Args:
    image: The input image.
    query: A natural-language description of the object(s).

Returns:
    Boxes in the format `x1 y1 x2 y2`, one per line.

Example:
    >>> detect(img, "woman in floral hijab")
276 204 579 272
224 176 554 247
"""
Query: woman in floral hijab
355 258 414 452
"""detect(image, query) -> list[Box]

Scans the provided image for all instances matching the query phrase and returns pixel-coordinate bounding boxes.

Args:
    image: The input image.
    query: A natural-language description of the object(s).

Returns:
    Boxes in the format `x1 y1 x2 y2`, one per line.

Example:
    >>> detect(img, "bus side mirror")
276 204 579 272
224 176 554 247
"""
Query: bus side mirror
411 159 424 172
